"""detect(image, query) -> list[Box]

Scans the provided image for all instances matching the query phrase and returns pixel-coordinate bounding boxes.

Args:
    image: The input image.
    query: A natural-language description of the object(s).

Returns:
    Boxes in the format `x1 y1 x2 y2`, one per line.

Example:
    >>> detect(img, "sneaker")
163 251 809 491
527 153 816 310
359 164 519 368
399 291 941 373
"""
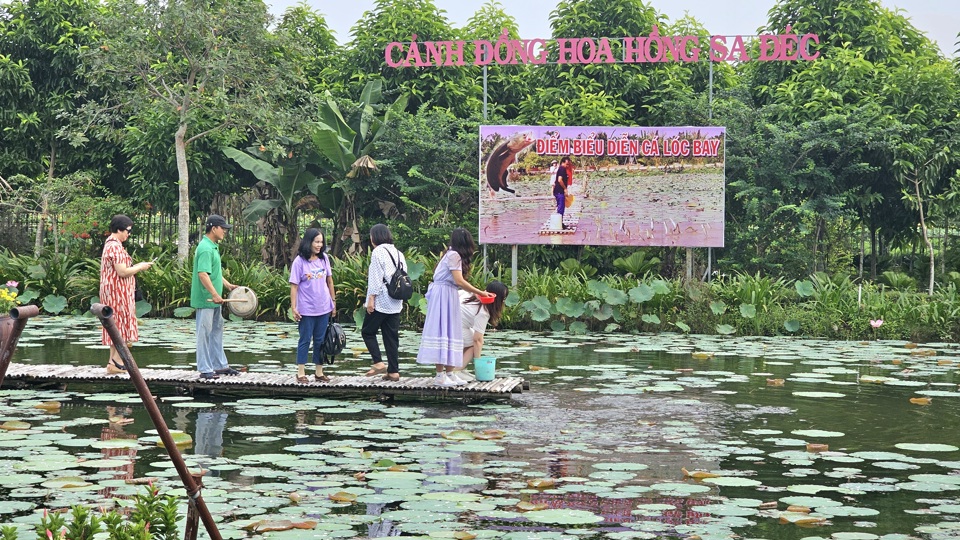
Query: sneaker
433 373 449 386
440 372 460 387
446 371 469 386
454 369 475 382
215 367 241 376
199 372 219 380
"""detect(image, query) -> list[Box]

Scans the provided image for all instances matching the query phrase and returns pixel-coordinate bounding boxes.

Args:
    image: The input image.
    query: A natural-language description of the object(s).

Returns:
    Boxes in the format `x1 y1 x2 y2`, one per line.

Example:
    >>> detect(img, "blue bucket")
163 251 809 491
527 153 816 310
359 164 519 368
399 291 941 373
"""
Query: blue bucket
474 356 496 381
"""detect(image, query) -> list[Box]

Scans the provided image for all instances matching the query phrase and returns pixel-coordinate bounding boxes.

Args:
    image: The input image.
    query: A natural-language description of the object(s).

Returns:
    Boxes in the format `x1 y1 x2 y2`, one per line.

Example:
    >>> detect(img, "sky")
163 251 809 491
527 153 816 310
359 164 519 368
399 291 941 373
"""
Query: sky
265 0 957 57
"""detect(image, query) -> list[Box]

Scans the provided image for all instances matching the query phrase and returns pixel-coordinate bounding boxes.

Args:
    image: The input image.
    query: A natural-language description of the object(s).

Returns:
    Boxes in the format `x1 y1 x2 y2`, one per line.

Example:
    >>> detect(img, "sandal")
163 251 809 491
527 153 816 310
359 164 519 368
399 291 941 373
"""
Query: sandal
315 374 331 383
106 359 127 374
382 374 400 382
365 364 387 377
296 376 310 384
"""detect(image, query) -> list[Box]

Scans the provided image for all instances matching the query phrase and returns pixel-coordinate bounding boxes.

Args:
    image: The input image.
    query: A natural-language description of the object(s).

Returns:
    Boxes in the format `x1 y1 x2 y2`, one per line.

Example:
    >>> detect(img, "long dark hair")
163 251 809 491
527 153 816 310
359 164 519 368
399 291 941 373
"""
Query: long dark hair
447 227 476 278
297 228 326 261
464 280 509 326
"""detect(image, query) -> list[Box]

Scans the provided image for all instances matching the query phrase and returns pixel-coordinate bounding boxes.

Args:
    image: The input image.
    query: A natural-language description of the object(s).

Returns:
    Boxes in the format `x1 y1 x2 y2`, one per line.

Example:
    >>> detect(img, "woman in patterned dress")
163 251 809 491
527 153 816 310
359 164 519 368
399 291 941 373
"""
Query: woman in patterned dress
100 215 153 374
416 228 493 387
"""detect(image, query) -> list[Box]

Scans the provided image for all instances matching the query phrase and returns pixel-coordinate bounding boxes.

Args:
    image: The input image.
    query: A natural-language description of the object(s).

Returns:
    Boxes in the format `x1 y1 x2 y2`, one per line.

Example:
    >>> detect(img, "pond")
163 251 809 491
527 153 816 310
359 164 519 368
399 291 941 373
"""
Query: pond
2 316 960 540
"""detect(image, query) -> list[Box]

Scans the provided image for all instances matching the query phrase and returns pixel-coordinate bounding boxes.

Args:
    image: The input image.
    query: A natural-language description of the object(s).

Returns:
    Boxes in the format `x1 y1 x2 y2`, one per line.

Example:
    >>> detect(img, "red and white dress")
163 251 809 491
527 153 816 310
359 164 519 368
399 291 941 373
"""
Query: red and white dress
100 237 138 346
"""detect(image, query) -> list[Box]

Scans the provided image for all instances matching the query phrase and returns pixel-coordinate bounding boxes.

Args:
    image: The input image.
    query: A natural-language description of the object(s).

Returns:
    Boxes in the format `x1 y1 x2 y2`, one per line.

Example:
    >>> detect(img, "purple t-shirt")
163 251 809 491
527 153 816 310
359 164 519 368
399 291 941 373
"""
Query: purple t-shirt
288 255 334 316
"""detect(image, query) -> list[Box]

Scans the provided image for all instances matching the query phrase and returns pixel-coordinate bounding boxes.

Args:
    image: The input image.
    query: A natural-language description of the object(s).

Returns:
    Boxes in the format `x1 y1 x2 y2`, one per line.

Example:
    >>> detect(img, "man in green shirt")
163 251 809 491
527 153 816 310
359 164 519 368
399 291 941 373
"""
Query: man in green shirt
191 214 241 379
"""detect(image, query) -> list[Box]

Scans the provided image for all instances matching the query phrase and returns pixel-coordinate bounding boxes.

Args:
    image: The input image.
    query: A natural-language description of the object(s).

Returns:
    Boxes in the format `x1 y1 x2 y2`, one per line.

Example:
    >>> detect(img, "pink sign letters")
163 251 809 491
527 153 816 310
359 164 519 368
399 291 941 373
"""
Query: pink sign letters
386 26 819 68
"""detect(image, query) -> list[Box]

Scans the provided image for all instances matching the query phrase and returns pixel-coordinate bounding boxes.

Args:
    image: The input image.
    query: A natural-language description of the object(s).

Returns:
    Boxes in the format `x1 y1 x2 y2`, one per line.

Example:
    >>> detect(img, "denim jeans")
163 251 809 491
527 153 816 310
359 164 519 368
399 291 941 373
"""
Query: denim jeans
297 313 331 365
196 307 229 374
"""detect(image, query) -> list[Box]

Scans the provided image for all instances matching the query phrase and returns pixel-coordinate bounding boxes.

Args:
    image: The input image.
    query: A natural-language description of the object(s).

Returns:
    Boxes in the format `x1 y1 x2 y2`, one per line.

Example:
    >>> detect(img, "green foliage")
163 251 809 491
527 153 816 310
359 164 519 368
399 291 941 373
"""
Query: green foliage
612 251 660 278
16 485 178 540
879 270 918 291
343 0 480 116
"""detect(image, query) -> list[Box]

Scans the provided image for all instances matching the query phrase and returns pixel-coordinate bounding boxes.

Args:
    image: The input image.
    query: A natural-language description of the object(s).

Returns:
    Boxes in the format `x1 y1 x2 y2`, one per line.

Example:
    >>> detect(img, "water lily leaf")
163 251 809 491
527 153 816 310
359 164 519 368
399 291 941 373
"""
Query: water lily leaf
0 500 36 514
173 307 195 318
641 314 661 325
243 520 318 532
135 300 152 318
716 324 735 335
895 443 959 452
517 501 549 511
523 509 604 524
527 478 557 489
40 476 91 489
792 392 846 398
328 491 357 503
34 401 62 411
739 304 756 318
784 320 801 332
701 477 762 487
0 421 31 431
157 432 193 448
709 300 727 316
440 430 475 441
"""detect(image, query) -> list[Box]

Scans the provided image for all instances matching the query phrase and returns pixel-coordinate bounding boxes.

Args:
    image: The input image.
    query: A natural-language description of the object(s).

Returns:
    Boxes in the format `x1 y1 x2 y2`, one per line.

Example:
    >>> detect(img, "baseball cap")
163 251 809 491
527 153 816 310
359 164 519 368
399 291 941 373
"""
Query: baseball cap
205 214 233 230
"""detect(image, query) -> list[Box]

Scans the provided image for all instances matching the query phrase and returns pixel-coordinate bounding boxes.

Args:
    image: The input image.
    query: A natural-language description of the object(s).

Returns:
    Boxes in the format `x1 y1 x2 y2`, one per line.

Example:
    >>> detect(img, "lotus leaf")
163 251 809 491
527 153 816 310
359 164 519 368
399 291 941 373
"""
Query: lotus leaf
523 509 604 524
895 443 959 452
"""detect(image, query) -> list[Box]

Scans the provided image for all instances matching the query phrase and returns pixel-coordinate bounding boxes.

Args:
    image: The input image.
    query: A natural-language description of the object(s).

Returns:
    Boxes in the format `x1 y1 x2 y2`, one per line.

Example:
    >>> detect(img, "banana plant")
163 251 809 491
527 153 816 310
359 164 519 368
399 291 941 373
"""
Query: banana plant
310 79 408 255
224 144 322 268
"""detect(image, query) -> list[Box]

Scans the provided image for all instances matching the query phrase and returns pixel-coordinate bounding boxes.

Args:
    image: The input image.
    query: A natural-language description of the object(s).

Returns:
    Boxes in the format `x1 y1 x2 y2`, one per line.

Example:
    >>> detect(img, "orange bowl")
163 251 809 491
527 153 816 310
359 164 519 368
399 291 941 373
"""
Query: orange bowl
478 294 496 304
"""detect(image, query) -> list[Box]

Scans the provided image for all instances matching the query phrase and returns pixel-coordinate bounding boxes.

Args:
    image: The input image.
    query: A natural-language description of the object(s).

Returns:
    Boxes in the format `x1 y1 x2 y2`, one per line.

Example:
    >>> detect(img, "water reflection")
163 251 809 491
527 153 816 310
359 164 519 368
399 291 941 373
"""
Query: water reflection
99 406 137 498
193 410 228 478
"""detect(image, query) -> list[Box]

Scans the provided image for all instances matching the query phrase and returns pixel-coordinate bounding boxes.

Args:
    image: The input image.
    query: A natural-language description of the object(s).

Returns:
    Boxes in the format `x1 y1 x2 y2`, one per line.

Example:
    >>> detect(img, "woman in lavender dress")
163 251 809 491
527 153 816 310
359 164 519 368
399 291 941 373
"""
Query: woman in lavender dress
416 228 493 386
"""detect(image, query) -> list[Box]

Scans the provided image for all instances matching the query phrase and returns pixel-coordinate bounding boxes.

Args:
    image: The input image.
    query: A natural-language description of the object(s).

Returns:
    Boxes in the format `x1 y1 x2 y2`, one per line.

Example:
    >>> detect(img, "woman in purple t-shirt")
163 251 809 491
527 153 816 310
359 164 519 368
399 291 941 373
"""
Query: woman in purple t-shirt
289 228 336 383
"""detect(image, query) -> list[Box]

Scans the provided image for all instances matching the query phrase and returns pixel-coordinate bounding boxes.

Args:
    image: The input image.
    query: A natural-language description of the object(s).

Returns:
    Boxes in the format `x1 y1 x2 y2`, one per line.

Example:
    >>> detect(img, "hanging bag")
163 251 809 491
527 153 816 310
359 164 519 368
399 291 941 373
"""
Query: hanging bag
384 248 413 301
321 315 346 365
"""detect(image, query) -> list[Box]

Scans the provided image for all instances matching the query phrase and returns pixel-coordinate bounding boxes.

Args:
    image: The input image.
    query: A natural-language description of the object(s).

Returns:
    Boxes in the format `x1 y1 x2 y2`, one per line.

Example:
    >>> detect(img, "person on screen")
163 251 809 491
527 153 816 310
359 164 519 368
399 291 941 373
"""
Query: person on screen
553 157 571 229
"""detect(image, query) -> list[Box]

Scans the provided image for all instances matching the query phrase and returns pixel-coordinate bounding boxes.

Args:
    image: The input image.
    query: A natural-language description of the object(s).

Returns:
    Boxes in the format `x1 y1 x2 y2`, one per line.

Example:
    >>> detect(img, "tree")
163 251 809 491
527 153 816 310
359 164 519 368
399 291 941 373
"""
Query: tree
518 0 670 125
343 0 480 117
275 2 343 95
462 1 528 120
81 0 303 261
0 0 115 255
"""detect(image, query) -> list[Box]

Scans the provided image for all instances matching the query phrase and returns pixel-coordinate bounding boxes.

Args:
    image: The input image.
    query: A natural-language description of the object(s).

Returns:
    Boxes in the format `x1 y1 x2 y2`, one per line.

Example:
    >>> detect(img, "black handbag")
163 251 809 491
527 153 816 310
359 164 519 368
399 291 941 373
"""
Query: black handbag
321 317 346 364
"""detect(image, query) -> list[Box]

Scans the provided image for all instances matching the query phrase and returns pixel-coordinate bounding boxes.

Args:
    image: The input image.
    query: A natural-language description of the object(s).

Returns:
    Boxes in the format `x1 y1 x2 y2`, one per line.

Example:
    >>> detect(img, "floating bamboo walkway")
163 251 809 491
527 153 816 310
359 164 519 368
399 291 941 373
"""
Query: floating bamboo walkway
2 363 528 400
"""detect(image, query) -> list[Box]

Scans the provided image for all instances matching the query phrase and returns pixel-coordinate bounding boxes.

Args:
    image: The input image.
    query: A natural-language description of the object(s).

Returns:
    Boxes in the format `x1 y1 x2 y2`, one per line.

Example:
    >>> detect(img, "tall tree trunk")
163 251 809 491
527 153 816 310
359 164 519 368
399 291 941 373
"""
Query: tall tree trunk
913 175 935 295
175 123 190 262
34 142 58 257
858 224 864 280
870 226 878 280
941 215 948 278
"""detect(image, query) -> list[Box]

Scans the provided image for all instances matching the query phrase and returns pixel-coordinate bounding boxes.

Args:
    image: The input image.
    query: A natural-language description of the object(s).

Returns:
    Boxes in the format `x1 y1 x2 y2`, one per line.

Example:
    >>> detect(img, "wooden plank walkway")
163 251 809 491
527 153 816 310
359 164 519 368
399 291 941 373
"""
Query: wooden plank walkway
2 363 527 400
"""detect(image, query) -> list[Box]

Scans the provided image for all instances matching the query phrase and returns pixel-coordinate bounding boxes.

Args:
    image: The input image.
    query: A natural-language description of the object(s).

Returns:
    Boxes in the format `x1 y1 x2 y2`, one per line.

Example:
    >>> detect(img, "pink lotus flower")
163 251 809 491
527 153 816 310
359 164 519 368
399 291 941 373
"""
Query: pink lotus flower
870 319 883 328
5 281 17 288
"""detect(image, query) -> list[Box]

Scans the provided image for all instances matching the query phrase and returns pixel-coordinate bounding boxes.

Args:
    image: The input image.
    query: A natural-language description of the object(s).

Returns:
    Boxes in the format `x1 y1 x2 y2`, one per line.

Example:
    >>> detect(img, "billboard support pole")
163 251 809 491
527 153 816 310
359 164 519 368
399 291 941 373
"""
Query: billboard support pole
703 59 715 281
482 66 489 277
483 244 488 277
511 245 518 288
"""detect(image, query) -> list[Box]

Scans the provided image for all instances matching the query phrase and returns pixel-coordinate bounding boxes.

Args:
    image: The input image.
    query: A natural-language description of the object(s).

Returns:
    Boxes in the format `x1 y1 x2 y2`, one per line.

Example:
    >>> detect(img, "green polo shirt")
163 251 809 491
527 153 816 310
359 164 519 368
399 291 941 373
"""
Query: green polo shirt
190 236 223 309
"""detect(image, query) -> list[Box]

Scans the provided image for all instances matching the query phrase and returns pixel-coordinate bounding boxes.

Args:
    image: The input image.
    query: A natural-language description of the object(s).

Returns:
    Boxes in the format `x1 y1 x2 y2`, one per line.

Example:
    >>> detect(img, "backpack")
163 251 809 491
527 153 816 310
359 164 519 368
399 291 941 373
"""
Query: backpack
321 319 346 364
384 248 413 301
